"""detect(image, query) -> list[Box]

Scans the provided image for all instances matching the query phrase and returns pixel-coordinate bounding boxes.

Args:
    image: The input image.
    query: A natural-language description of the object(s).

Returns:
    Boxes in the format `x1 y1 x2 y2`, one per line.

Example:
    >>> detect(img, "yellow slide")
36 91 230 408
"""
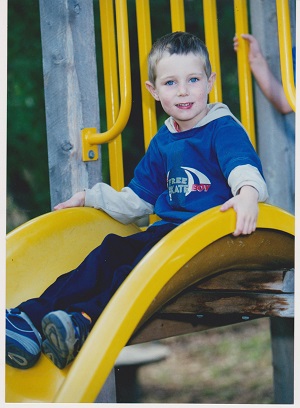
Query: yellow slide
6 203 294 402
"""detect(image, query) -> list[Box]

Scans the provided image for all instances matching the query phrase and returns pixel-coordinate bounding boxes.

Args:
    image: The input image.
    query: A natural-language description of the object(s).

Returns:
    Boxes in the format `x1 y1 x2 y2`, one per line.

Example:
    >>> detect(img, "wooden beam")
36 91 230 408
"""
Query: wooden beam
161 292 294 318
197 268 294 292
129 313 260 345
39 0 102 208
270 317 294 403
129 267 294 344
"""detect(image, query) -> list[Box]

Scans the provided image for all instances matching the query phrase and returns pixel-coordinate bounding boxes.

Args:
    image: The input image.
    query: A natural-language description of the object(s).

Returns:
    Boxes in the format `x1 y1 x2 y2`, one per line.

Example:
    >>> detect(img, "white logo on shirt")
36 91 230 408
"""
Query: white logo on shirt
167 166 211 201
181 167 211 196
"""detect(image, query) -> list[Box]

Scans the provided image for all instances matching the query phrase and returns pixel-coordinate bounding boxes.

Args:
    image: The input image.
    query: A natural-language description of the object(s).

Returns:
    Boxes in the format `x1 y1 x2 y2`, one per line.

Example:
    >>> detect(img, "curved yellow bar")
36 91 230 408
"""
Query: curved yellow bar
54 203 294 402
83 0 132 148
276 0 295 111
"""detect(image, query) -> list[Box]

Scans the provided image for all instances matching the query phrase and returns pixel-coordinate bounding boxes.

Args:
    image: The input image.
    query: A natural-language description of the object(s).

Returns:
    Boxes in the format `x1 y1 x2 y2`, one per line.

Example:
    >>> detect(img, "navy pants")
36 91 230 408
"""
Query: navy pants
19 223 176 333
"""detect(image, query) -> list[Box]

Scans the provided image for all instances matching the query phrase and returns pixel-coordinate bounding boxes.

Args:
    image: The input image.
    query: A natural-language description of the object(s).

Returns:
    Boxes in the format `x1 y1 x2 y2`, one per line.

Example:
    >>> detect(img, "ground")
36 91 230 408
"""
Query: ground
136 318 273 404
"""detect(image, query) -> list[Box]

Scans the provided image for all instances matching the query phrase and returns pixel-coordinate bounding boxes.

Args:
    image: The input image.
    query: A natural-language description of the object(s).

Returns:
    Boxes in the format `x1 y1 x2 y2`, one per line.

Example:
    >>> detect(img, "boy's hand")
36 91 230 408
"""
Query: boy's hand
220 186 259 236
54 191 86 210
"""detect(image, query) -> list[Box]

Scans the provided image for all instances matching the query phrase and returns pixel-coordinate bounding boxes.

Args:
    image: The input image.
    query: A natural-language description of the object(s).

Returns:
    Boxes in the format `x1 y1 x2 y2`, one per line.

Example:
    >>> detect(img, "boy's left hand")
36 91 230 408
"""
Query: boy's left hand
220 185 259 236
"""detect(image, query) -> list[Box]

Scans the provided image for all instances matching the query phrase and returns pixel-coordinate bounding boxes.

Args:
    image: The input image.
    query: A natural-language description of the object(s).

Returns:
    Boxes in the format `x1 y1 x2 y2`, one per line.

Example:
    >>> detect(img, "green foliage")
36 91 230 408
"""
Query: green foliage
7 0 239 231
7 0 50 229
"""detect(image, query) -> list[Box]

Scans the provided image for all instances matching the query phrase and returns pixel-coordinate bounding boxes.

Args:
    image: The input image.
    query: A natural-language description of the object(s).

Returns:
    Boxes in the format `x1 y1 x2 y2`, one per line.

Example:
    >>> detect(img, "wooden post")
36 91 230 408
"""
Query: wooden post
39 0 116 402
248 0 295 403
39 0 102 208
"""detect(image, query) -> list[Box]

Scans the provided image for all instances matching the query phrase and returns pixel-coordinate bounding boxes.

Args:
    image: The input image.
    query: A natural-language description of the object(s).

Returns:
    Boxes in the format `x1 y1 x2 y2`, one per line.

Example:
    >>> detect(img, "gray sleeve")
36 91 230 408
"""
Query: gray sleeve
228 164 269 202
84 183 154 224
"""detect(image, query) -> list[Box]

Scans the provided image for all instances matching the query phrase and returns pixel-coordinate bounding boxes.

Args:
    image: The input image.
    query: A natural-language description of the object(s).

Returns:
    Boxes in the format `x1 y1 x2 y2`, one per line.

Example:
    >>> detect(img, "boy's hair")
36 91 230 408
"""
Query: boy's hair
148 31 212 85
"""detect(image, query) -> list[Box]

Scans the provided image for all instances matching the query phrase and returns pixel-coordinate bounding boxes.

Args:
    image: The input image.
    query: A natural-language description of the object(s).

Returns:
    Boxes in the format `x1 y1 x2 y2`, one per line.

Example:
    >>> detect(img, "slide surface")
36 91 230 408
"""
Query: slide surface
6 204 294 402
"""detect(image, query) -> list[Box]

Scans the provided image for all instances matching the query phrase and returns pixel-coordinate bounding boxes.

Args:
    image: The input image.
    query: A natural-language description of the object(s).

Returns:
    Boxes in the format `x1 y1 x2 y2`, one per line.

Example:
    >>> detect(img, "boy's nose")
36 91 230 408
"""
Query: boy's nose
177 84 189 96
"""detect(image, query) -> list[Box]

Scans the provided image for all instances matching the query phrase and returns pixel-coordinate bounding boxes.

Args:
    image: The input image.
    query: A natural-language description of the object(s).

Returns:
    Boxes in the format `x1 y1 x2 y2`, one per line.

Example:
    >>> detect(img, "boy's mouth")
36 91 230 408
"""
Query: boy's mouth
176 102 193 109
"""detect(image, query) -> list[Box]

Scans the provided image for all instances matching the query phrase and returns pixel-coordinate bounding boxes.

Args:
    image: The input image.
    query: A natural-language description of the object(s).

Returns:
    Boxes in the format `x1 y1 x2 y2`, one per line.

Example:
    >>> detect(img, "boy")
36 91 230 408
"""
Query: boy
6 32 268 370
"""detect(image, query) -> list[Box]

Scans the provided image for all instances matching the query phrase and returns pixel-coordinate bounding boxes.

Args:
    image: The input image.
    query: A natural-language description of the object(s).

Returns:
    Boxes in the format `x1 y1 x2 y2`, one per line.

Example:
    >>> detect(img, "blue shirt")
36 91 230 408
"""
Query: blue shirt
128 116 263 225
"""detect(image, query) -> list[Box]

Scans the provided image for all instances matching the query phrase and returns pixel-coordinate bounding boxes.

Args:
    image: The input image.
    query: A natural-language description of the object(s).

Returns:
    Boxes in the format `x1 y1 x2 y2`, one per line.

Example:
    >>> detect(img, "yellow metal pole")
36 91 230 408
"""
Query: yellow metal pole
234 0 256 149
99 0 124 189
170 0 185 32
136 0 157 151
100 0 118 135
82 0 132 171
203 0 222 103
136 0 160 225
276 0 295 111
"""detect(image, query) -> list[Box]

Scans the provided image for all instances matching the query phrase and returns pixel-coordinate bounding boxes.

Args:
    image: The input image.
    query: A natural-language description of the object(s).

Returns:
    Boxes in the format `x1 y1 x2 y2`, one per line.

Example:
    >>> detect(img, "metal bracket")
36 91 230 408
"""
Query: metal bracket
81 128 99 162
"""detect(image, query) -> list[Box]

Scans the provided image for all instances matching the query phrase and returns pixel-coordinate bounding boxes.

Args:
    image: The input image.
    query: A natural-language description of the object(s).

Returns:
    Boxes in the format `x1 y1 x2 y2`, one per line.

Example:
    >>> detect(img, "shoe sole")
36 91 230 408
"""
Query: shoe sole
6 331 40 369
6 309 42 370
41 311 76 369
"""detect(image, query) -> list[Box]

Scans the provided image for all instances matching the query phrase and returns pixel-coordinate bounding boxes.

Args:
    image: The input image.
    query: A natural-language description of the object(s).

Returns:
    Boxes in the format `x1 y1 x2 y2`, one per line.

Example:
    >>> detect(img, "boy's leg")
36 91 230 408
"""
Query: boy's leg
7 231 145 370
43 223 176 369
19 223 176 332
17 231 148 333
11 223 175 369
61 222 177 324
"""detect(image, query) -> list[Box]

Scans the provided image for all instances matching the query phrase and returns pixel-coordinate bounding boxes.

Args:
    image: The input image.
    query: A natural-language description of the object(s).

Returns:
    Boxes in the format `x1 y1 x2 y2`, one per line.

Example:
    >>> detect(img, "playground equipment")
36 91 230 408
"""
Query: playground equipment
6 0 295 403
6 204 294 402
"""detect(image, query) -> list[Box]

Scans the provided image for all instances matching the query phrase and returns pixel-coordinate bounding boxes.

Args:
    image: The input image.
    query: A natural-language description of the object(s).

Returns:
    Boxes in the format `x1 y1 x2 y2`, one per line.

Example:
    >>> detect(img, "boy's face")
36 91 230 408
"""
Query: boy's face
146 52 216 131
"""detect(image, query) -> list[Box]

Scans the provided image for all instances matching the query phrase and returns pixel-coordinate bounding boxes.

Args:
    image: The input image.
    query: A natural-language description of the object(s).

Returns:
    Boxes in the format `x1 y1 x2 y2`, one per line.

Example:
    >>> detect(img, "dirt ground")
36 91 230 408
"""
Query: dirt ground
132 318 274 404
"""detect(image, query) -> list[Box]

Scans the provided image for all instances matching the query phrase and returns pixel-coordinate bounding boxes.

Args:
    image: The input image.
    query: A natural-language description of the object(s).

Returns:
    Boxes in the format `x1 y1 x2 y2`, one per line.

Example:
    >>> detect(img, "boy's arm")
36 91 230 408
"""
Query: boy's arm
221 164 268 236
227 164 268 202
54 183 154 224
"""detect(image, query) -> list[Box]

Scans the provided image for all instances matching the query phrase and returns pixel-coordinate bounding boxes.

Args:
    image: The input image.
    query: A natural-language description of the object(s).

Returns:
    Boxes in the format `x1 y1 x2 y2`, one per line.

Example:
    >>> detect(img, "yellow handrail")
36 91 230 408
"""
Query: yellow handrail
170 0 185 32
203 0 222 103
81 0 132 167
233 0 256 149
99 0 124 189
276 0 295 111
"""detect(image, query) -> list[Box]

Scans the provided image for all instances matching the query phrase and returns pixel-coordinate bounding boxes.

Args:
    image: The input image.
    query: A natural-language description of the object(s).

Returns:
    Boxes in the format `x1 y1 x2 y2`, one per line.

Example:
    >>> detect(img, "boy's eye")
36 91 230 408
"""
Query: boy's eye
165 80 175 86
189 77 199 83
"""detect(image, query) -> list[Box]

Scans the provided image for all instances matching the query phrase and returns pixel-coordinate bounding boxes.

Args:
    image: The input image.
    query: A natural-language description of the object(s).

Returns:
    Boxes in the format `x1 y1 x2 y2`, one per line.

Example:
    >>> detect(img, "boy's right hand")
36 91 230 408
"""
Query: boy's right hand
54 191 86 210
220 185 259 237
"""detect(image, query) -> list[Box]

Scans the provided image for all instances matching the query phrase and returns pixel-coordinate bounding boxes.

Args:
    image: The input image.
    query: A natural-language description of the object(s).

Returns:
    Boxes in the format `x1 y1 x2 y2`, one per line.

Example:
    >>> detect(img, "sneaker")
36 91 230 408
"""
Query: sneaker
41 310 91 369
6 308 42 369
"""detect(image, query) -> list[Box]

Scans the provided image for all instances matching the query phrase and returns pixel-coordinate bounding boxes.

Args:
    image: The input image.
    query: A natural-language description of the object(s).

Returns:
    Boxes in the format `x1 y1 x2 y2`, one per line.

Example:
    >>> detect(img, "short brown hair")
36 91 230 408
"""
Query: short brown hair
148 31 212 84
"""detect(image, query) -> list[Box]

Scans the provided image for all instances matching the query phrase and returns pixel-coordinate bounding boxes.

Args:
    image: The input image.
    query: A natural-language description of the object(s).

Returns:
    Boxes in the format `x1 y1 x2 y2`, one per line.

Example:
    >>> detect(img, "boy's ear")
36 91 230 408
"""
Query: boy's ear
207 72 216 93
145 81 160 101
